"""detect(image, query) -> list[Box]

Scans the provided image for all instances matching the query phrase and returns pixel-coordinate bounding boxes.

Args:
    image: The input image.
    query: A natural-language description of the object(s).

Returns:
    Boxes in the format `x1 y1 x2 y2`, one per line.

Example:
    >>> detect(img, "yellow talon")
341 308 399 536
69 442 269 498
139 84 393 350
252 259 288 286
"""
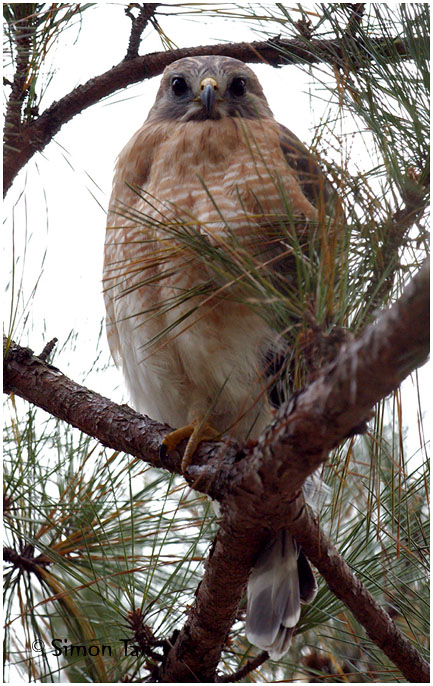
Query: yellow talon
161 419 219 471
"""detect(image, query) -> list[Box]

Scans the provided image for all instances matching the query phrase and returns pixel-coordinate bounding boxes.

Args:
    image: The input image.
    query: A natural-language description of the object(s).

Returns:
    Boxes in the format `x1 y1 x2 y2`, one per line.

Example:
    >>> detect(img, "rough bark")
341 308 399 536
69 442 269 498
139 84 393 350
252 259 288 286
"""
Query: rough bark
4 260 429 682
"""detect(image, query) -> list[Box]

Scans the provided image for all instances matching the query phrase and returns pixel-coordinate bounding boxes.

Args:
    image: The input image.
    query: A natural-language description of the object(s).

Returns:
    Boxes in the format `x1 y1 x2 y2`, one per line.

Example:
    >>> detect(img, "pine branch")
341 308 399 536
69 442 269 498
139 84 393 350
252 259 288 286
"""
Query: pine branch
3 337 186 476
3 7 33 141
3 544 51 581
124 3 160 60
3 31 420 196
4 260 429 681
290 506 430 684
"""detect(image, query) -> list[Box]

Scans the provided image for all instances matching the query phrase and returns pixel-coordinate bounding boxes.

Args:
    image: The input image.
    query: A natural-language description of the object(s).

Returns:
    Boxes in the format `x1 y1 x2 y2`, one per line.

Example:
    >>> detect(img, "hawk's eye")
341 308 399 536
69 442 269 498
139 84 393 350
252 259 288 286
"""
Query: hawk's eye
229 77 247 97
171 76 188 96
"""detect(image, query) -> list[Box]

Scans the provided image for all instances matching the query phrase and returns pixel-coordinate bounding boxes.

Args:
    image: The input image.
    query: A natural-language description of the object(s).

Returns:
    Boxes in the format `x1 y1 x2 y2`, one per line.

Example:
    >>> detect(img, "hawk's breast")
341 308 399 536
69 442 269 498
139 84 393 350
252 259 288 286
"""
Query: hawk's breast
103 114 316 435
142 117 316 245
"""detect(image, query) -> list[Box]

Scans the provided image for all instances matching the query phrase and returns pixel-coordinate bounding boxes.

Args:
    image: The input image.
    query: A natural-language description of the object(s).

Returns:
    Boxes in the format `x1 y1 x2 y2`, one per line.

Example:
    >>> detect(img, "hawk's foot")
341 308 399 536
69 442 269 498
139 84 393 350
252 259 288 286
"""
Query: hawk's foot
161 420 219 472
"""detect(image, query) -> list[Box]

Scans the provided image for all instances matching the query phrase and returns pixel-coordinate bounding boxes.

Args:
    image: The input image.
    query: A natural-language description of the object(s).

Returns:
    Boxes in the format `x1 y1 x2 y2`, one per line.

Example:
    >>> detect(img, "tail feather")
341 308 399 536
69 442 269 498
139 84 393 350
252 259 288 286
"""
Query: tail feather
246 531 305 659
246 472 326 659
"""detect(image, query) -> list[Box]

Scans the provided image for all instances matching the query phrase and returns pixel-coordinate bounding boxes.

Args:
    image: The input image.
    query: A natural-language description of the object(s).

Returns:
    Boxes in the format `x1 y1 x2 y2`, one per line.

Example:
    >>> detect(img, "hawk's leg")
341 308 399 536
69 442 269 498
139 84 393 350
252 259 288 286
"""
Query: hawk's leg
161 419 220 471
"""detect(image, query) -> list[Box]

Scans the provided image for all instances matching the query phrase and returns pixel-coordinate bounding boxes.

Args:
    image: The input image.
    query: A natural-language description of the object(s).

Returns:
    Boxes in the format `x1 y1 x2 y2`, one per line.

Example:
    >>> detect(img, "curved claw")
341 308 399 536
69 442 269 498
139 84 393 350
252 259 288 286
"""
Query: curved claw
161 419 219 472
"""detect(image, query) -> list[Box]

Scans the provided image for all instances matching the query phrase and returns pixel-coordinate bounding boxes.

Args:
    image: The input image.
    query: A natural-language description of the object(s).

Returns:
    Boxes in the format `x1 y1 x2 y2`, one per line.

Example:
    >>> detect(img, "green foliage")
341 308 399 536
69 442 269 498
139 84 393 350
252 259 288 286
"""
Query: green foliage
4 381 217 682
3 2 429 683
4 389 428 681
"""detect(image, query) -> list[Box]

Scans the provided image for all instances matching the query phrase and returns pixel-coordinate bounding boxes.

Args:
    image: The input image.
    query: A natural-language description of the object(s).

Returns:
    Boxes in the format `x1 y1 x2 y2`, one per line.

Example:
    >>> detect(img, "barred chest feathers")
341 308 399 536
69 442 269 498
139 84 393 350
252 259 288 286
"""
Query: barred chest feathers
105 116 316 441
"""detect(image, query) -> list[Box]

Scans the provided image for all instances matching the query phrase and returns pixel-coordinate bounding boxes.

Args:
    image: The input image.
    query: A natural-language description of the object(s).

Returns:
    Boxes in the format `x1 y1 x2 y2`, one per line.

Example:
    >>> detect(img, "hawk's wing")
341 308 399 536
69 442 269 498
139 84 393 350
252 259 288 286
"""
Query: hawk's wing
104 126 155 367
278 123 337 213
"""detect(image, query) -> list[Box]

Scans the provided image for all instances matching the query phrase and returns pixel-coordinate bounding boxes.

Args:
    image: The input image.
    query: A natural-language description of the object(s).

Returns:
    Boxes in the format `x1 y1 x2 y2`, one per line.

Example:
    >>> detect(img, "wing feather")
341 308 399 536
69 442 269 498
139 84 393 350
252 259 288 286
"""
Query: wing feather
278 123 335 212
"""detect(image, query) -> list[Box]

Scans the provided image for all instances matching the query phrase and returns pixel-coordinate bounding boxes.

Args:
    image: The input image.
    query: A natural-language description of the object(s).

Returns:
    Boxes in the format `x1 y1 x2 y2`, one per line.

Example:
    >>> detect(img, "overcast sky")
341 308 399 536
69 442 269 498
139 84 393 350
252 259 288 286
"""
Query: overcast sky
4 3 428 459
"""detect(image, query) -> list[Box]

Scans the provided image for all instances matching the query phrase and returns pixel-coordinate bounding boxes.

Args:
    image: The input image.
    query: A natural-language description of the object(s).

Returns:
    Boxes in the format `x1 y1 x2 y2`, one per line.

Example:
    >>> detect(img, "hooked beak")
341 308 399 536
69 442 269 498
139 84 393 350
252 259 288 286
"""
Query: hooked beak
200 77 218 116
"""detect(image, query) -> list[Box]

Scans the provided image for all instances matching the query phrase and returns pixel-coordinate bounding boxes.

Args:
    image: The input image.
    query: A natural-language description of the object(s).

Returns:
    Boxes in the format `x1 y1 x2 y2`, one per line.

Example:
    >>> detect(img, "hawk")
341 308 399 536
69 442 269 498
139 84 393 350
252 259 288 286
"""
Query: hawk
104 55 336 659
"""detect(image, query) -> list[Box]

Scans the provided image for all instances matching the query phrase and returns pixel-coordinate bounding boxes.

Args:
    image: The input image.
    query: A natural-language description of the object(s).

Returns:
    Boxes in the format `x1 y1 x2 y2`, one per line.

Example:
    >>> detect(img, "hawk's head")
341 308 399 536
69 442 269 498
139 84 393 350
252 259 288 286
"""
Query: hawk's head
147 55 274 123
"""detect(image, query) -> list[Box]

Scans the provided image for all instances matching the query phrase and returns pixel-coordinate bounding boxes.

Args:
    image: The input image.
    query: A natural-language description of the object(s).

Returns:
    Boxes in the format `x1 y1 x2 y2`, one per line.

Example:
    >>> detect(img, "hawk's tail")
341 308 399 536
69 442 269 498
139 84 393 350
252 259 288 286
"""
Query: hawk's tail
246 530 316 659
246 473 328 659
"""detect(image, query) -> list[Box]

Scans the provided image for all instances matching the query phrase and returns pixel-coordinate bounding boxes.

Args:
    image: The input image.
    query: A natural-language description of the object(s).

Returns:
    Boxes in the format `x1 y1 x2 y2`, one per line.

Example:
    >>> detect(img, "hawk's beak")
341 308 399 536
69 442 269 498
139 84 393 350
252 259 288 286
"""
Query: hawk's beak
200 77 218 116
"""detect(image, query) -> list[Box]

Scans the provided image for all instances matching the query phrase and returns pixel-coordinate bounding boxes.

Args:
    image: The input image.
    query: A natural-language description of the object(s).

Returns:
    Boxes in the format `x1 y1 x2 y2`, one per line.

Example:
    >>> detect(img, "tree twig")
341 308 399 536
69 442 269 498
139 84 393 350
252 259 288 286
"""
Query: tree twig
343 3 366 37
38 337 58 363
217 650 269 682
124 4 159 60
4 7 32 143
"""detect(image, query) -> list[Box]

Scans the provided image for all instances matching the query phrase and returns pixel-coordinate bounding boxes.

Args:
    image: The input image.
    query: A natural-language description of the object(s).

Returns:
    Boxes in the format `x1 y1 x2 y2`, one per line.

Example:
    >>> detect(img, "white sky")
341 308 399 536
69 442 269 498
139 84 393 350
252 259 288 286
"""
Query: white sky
3 3 429 461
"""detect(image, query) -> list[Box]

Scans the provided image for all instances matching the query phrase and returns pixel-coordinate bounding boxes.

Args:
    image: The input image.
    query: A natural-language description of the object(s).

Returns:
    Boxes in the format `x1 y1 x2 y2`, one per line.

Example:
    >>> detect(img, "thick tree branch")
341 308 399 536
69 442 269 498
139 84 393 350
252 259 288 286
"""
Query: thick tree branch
243 257 429 495
3 336 188 477
160 260 429 682
3 32 420 196
4 260 429 682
